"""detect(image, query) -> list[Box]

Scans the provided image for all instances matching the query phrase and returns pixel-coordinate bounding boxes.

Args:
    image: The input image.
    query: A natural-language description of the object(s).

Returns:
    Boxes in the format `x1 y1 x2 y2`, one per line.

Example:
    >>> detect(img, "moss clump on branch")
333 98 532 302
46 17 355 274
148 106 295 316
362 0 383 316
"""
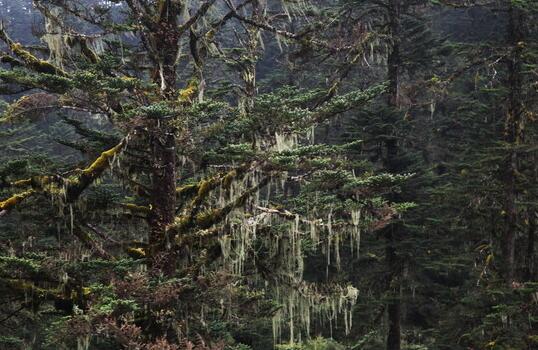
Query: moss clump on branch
81 141 125 178
178 79 198 104
65 139 127 202
9 43 67 77
195 208 224 229
222 169 238 188
0 140 126 212
193 179 212 207
177 166 246 206
11 178 33 187
171 176 269 236
126 247 146 259
176 183 198 198
0 190 35 212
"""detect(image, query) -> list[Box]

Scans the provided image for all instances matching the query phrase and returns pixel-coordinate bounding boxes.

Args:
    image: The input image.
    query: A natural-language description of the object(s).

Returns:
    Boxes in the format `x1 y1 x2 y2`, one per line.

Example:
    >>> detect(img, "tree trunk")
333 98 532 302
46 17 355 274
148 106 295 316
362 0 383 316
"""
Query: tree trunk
385 228 401 350
385 1 402 349
525 209 536 281
147 0 181 274
148 126 177 274
501 2 523 285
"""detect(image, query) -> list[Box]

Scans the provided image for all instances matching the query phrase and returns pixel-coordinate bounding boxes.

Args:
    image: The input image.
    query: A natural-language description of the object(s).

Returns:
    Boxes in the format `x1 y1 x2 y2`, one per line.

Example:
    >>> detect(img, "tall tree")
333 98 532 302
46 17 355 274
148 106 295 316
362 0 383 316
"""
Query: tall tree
0 0 398 347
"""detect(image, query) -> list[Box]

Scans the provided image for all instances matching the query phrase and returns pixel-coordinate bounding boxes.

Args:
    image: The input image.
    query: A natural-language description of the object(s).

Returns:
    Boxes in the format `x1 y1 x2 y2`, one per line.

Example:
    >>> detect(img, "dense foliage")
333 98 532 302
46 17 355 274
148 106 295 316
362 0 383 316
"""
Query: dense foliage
0 0 536 349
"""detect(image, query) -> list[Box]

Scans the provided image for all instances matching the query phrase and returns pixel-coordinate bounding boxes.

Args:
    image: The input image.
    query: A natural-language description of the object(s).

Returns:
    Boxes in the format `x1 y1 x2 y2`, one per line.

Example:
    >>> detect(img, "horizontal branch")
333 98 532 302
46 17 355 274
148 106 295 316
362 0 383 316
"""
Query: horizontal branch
1 138 129 215
0 24 67 76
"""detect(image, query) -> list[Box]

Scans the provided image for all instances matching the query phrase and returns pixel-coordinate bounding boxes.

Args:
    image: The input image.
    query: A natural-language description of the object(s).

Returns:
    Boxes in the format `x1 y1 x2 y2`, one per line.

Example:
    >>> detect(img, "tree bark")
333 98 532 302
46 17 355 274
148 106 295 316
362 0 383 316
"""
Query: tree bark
147 0 181 274
148 126 177 274
501 2 524 285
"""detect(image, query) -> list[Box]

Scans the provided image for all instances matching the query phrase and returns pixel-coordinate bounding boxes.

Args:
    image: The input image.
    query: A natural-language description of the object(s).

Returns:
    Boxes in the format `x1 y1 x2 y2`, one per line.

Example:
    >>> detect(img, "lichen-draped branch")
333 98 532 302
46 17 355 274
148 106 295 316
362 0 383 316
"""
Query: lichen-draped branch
0 278 60 300
0 25 67 76
66 138 128 201
0 277 85 313
72 224 113 260
225 2 354 54
1 138 128 215
177 0 218 37
169 176 270 236
176 164 250 209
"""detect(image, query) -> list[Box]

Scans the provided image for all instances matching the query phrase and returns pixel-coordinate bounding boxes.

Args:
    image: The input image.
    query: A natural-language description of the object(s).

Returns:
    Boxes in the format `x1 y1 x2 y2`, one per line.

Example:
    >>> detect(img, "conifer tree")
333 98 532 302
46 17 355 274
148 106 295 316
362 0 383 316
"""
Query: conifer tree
0 1 400 348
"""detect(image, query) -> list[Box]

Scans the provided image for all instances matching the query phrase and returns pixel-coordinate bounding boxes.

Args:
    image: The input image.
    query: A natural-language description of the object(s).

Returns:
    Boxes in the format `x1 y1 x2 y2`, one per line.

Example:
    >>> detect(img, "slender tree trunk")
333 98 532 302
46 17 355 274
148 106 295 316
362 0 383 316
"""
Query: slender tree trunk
385 227 402 350
525 209 536 281
385 1 402 348
387 0 400 109
501 2 524 285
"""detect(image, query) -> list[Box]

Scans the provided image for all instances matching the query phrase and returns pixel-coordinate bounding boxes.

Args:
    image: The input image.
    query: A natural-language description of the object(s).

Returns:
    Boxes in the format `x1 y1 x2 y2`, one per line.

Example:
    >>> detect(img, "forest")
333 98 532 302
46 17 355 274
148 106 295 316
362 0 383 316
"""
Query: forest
0 0 536 349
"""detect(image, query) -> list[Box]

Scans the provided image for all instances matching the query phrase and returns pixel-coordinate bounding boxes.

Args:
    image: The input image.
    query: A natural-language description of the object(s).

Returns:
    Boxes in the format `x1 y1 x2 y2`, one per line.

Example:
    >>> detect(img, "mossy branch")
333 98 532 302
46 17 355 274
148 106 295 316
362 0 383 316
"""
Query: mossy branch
73 224 113 260
10 179 34 188
0 190 35 214
66 138 128 202
174 226 221 248
169 176 269 236
119 203 151 216
0 26 67 77
0 54 24 68
176 165 246 211
197 176 269 229
1 139 128 215
0 277 83 313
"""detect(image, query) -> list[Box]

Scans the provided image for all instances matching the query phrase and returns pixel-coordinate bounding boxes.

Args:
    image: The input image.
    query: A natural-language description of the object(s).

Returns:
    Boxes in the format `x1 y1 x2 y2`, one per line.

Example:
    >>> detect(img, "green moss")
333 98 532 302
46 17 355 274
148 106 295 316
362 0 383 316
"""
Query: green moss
178 79 198 104
0 189 35 211
81 141 125 178
195 209 223 229
126 247 146 259
10 43 67 76
176 183 198 197
222 169 238 188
